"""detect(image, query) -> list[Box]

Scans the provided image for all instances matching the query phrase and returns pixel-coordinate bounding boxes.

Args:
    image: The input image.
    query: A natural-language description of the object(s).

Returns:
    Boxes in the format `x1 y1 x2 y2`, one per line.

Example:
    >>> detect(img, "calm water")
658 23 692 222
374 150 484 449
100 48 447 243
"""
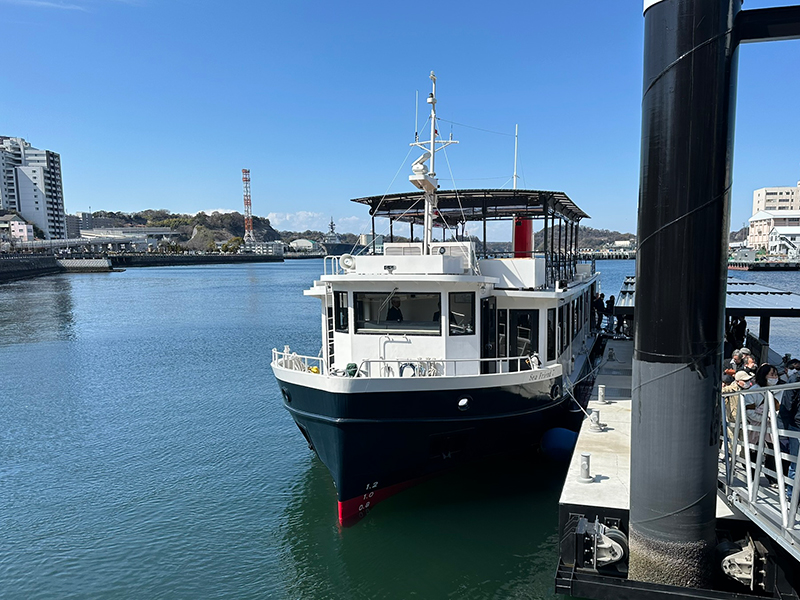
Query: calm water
2 259 796 599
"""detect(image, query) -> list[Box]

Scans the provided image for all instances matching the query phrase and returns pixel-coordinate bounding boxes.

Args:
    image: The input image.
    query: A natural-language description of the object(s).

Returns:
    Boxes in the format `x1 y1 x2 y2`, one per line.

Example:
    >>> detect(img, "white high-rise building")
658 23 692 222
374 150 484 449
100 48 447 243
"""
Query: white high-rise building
0 137 66 239
752 183 800 214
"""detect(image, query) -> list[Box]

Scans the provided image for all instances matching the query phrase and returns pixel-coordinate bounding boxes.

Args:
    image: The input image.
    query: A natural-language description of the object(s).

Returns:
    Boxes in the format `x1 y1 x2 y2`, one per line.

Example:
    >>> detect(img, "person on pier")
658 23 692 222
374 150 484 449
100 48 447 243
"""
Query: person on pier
779 359 800 500
723 349 746 384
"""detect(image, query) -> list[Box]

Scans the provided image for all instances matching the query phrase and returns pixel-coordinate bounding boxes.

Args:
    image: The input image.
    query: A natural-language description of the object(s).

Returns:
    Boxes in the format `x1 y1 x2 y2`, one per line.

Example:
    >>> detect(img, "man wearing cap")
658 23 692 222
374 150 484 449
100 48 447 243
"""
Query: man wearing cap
723 349 746 384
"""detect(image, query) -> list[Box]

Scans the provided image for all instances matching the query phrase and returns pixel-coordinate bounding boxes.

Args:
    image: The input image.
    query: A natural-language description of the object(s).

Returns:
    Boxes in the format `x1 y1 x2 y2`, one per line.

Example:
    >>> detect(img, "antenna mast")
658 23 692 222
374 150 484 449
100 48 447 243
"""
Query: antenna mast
409 72 458 254
242 169 255 244
513 124 519 190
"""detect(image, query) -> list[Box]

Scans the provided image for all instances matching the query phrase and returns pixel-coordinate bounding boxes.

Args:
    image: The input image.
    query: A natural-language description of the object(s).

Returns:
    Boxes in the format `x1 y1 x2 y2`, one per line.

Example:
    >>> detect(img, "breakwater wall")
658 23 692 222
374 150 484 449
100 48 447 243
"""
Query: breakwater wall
728 260 800 271
109 254 283 268
0 255 62 282
57 258 113 273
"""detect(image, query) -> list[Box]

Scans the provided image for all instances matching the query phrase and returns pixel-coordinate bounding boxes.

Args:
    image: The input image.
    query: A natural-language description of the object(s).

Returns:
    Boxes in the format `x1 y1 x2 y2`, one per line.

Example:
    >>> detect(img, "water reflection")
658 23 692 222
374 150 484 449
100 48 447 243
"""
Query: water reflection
277 453 567 599
0 275 75 345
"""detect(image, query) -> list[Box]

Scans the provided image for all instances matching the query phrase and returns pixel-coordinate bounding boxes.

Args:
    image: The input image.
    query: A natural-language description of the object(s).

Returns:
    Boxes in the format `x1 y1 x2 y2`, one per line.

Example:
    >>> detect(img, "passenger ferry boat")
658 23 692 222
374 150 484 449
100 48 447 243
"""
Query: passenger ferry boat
271 73 602 525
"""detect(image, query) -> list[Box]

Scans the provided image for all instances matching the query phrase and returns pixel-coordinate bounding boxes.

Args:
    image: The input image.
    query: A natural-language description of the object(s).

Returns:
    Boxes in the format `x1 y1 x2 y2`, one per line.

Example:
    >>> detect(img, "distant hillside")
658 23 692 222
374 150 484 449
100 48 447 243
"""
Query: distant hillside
91 210 281 249
85 210 640 252
730 226 748 243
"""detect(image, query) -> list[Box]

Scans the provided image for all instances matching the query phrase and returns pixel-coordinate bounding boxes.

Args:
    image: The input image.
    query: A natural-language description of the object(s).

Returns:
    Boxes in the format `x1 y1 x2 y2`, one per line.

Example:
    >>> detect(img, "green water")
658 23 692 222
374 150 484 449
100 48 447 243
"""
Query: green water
0 260 638 599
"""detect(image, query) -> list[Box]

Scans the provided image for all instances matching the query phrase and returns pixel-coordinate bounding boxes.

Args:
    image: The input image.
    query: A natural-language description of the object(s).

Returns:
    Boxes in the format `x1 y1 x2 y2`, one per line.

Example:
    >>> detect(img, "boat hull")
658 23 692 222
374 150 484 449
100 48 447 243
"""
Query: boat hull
277 374 572 525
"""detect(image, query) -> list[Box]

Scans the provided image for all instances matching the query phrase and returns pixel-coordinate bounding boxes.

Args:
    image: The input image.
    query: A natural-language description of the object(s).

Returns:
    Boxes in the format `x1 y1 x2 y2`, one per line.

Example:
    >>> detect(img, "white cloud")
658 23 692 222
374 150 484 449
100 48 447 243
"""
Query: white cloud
2 0 87 9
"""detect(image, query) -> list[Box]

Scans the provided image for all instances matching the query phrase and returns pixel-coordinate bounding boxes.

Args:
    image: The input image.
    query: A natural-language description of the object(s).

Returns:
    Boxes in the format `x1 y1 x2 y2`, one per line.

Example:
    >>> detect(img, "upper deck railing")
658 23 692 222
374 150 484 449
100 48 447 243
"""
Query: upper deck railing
272 347 558 379
720 381 800 560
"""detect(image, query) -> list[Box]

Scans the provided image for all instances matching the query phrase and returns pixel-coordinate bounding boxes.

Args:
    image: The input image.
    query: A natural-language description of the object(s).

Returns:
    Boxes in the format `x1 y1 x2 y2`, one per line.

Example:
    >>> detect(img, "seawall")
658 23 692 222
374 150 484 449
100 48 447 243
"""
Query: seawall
0 255 63 282
109 254 283 268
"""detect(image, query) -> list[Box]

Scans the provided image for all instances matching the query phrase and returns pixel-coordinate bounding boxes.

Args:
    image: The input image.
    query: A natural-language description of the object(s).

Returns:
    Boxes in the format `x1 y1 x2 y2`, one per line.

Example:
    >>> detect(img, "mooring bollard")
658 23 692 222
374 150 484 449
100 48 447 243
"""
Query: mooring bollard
579 452 593 483
598 384 608 404
589 410 605 432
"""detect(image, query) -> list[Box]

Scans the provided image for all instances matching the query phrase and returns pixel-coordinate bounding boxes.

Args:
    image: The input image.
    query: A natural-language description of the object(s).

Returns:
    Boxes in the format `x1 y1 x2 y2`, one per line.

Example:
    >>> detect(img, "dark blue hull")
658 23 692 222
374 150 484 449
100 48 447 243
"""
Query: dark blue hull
278 376 574 524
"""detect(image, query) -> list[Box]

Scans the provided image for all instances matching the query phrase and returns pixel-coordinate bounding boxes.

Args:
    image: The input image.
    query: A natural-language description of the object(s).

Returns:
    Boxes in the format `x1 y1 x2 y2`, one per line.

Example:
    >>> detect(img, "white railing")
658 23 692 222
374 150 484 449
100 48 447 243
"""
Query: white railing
272 347 553 379
323 255 345 276
272 348 326 375
720 381 800 554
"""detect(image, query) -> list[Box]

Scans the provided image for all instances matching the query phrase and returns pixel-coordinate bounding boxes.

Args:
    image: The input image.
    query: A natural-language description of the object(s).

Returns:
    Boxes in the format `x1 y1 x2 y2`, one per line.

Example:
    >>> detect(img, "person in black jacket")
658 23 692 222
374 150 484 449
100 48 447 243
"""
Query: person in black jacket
779 359 800 499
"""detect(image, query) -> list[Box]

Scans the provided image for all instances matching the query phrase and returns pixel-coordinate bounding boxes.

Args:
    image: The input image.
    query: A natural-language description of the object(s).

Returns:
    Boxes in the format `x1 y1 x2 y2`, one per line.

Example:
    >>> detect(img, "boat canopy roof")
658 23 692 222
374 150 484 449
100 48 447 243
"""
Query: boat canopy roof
617 276 800 318
351 188 590 226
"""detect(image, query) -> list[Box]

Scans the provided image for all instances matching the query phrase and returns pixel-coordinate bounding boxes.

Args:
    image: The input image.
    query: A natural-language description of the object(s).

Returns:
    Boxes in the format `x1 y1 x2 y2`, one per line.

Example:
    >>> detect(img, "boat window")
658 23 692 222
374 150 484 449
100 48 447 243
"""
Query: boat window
354 292 441 335
448 292 475 336
547 308 556 361
497 309 508 358
334 291 348 333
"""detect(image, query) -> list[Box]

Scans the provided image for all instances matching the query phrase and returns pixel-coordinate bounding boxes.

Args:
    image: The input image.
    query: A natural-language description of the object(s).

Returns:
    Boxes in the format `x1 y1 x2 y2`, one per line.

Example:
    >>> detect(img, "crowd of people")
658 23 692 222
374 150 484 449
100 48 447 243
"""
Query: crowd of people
723 346 800 500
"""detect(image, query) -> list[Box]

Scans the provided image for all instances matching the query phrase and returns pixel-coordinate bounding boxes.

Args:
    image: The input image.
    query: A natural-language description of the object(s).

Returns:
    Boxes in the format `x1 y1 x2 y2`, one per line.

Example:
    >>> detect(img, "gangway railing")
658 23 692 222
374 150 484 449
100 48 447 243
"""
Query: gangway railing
720 381 800 560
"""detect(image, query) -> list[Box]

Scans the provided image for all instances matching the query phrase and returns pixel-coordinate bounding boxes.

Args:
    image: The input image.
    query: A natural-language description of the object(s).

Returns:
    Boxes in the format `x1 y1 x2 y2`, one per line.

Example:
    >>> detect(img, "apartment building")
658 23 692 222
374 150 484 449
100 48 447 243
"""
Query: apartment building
752 183 800 214
0 137 66 239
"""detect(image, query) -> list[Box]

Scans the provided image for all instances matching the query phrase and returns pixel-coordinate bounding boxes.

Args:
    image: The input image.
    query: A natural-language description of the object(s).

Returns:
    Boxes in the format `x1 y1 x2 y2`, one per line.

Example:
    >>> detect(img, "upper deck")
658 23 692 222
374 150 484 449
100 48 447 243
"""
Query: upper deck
351 188 591 290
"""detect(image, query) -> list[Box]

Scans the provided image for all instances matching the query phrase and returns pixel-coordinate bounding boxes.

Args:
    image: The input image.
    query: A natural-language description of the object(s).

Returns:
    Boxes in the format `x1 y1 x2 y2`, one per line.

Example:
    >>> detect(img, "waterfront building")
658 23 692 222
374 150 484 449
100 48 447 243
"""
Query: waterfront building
767 225 800 258
747 210 800 251
251 241 283 256
65 214 81 239
358 233 385 253
752 182 800 214
75 211 93 230
289 239 320 252
0 137 66 239
0 214 34 243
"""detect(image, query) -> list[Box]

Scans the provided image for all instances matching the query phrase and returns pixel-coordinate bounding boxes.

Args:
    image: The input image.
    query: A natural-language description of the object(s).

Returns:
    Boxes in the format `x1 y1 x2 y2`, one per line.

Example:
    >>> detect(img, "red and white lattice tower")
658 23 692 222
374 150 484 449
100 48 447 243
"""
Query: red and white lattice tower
242 169 255 244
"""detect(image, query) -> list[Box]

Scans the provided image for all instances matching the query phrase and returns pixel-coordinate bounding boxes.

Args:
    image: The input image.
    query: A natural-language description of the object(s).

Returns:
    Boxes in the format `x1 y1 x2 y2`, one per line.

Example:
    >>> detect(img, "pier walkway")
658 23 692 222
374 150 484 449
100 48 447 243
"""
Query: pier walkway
560 337 800 566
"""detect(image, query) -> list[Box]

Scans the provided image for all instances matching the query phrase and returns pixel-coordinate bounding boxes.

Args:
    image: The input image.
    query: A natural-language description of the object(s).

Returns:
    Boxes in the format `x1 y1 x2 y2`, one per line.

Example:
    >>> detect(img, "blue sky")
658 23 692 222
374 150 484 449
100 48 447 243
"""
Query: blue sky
2 0 799 240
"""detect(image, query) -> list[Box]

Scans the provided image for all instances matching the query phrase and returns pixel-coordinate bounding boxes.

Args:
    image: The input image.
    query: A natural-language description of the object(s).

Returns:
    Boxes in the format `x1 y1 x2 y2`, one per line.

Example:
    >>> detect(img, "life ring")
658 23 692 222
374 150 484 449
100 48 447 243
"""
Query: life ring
340 254 356 270
399 362 417 377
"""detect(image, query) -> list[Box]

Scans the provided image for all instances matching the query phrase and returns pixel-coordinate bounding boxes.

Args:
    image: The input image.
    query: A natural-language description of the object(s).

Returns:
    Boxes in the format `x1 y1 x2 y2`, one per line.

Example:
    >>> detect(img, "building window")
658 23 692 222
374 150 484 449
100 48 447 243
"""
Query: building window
449 292 475 336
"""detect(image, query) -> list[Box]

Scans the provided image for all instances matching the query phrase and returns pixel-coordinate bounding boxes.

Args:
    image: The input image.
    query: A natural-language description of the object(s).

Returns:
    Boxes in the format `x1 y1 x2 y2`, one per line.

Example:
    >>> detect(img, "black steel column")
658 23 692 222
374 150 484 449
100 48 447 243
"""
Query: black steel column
390 218 394 243
631 0 740 586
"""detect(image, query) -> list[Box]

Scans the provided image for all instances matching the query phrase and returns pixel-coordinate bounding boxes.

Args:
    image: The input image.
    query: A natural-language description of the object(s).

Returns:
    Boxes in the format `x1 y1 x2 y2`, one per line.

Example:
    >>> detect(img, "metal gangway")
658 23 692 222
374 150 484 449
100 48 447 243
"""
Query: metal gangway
720 381 800 560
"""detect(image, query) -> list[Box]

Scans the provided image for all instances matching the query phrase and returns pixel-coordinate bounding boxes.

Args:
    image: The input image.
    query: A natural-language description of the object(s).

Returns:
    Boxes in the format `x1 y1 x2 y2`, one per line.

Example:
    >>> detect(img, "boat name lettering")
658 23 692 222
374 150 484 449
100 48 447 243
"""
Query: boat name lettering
528 368 555 382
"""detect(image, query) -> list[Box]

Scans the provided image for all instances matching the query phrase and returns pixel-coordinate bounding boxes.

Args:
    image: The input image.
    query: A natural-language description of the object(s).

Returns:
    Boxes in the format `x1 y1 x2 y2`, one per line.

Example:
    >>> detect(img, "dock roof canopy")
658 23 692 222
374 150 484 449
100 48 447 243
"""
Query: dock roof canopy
351 189 590 226
616 276 800 318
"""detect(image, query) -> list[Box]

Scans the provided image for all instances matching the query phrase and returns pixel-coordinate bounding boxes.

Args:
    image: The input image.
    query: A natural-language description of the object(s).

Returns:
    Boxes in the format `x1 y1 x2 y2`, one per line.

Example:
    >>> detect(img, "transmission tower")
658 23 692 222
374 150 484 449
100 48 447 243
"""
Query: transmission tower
242 169 255 244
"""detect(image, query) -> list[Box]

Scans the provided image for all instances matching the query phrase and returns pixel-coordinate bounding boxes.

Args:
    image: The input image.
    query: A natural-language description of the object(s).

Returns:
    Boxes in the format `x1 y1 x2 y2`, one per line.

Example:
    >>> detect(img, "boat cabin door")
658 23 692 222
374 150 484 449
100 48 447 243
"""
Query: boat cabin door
509 309 539 372
480 297 497 374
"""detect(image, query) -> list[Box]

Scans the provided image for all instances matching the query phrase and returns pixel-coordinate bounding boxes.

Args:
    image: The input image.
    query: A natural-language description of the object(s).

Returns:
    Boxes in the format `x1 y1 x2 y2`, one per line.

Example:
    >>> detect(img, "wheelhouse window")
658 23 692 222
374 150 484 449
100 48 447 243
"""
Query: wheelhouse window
354 292 441 335
334 291 348 333
448 292 475 336
547 307 556 361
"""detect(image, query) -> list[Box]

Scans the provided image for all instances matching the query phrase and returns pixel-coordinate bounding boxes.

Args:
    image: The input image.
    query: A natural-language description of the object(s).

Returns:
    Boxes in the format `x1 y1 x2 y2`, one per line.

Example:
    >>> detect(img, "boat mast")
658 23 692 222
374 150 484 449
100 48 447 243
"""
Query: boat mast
409 71 458 254
513 124 519 190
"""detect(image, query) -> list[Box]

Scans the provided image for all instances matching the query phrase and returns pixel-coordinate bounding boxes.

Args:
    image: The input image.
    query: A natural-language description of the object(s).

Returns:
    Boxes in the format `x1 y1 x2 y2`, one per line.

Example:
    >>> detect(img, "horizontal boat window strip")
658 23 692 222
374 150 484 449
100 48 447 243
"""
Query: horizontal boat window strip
354 292 442 336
